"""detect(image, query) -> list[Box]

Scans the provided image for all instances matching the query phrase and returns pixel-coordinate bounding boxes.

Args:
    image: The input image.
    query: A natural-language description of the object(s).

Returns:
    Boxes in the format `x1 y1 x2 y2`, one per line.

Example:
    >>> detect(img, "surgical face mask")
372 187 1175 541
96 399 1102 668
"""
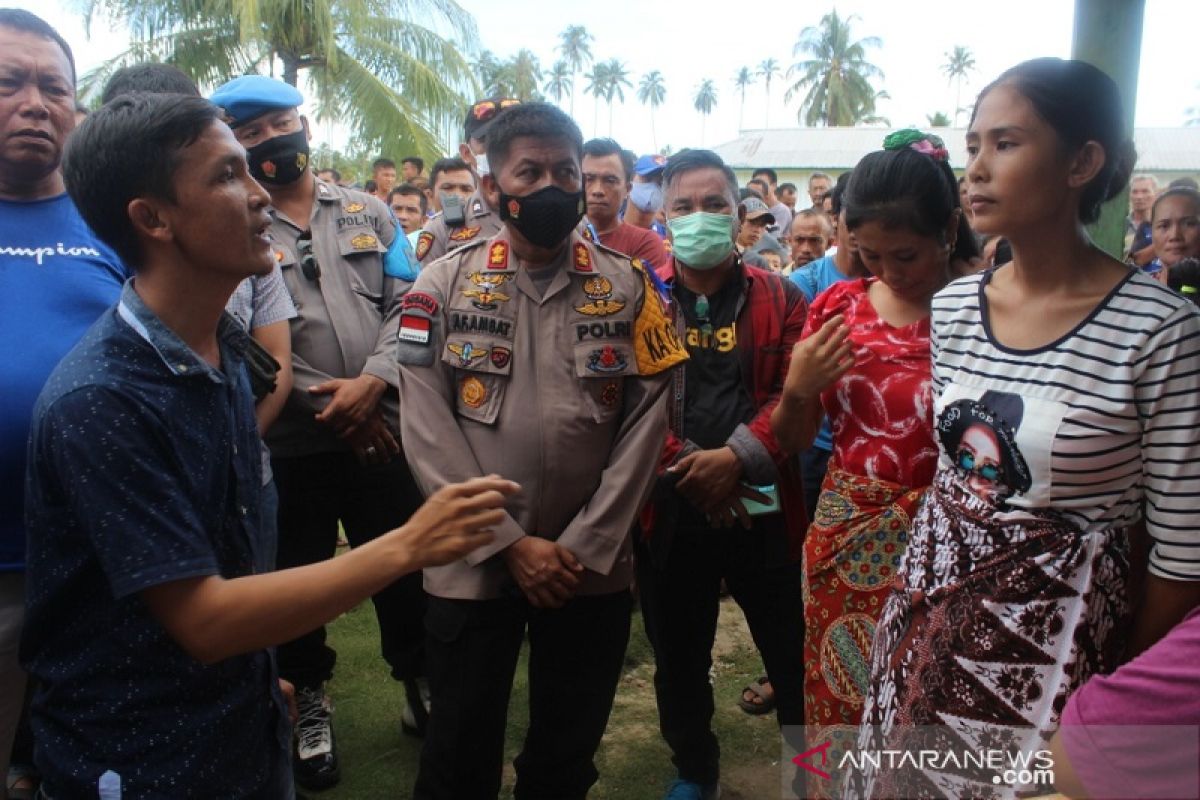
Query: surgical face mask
667 212 736 270
474 152 490 177
629 181 663 214
246 129 310 186
498 184 585 249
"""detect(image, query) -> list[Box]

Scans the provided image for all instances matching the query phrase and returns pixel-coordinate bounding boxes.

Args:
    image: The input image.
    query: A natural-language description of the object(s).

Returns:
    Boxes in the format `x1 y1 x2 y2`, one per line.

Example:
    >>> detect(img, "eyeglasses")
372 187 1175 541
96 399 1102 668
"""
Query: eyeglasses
694 293 714 338
297 230 320 282
955 448 1001 483
470 98 521 122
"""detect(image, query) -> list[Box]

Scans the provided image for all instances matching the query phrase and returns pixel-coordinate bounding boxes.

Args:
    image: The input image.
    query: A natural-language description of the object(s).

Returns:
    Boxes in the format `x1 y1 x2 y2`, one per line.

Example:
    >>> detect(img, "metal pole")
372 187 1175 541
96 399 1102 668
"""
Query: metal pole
1071 0 1145 259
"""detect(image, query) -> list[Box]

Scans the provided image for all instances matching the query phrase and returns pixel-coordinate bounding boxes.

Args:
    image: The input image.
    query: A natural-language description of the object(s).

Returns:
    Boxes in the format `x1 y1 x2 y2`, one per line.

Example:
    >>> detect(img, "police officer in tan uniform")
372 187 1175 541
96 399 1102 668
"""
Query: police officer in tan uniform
414 97 518 266
211 75 428 791
397 103 687 800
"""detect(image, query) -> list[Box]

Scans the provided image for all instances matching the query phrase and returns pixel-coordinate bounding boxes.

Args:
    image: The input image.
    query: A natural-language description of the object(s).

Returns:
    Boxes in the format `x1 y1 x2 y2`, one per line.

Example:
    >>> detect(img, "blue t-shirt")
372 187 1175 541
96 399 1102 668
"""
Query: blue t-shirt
0 194 127 571
22 283 290 798
789 254 854 451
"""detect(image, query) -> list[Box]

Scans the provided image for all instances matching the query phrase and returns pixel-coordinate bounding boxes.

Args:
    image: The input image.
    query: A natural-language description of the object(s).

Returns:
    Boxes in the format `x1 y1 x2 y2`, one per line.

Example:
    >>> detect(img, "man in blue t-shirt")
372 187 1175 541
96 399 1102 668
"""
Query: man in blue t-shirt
23 90 516 799
0 11 129 789
787 175 868 515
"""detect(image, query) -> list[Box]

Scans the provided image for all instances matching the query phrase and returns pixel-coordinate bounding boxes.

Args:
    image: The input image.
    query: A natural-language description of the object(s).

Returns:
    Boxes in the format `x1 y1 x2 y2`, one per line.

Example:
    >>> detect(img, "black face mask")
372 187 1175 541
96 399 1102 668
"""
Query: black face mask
246 129 310 186
498 184 585 249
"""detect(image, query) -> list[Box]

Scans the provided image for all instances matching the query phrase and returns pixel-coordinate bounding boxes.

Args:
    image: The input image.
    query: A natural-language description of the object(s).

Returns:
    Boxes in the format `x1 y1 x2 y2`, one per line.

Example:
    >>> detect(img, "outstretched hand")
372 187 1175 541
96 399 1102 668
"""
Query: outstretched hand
783 315 854 402
400 476 520 568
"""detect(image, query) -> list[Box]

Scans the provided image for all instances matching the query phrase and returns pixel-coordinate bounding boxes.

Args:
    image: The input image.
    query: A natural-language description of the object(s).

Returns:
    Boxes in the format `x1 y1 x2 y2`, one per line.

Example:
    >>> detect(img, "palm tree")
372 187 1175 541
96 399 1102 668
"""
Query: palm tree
637 70 667 151
602 58 632 136
786 10 886 127
758 57 780 128
584 61 611 138
942 45 977 127
734 66 754 131
926 111 952 127
544 60 572 108
506 49 542 102
693 79 717 146
557 25 593 118
81 0 479 160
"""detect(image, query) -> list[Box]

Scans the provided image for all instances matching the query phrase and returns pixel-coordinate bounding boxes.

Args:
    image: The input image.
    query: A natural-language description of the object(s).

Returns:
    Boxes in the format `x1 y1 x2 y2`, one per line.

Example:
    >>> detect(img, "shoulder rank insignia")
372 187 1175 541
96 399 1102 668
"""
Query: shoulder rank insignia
487 240 510 270
343 200 366 213
351 233 378 250
574 242 594 272
448 341 490 366
450 226 482 242
463 271 511 310
575 275 626 317
415 231 434 260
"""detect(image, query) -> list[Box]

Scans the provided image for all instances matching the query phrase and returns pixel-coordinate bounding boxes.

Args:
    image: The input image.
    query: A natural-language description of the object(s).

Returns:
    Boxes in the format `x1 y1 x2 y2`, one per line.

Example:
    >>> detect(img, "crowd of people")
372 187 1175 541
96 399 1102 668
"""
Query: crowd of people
2 7 1200 800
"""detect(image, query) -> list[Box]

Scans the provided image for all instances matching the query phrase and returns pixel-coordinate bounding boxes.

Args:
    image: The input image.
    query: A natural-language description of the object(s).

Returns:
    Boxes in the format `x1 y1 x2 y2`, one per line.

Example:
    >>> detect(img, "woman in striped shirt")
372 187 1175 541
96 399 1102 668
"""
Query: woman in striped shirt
849 58 1200 799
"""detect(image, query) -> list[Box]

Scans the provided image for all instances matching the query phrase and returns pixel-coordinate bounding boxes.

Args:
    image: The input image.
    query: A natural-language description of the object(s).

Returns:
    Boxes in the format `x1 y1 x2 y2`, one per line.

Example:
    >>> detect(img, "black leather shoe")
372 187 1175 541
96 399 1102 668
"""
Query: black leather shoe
293 685 340 790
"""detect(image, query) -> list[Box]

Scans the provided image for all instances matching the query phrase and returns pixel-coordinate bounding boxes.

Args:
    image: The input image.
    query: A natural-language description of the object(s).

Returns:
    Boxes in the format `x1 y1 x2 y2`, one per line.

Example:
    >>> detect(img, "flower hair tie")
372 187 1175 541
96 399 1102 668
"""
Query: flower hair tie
882 128 949 162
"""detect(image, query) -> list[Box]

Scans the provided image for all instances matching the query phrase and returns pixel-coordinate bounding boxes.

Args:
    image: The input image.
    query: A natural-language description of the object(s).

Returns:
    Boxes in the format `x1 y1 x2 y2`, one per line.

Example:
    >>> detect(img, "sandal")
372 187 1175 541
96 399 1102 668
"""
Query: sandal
737 676 775 715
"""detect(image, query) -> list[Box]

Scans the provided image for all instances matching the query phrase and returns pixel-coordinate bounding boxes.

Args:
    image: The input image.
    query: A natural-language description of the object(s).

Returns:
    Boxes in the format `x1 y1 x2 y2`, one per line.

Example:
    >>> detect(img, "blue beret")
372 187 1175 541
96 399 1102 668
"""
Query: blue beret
210 75 304 127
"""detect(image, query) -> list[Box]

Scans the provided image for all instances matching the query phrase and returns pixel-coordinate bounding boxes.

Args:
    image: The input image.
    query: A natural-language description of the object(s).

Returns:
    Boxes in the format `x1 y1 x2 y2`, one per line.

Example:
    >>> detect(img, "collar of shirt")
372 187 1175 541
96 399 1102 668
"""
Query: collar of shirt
668 255 749 303
116 279 253 383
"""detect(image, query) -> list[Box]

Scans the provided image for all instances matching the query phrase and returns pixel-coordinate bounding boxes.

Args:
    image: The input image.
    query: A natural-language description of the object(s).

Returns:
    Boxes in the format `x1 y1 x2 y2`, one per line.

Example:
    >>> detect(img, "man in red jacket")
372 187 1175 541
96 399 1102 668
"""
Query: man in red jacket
637 149 808 800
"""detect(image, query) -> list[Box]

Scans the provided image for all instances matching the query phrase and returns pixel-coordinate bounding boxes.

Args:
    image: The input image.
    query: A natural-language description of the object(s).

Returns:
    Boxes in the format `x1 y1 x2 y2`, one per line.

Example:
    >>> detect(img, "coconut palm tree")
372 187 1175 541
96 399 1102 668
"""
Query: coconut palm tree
734 66 754 131
785 10 886 127
80 0 479 160
557 24 593 118
544 60 572 108
506 49 542 102
926 111 952 127
942 45 977 127
584 61 611 138
758 57 780 127
602 58 632 136
693 79 717 146
637 70 667 151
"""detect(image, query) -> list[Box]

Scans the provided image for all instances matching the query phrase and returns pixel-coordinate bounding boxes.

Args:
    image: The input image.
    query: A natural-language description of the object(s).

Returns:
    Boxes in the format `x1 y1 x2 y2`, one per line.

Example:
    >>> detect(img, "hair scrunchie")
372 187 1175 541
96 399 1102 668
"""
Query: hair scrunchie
883 128 949 162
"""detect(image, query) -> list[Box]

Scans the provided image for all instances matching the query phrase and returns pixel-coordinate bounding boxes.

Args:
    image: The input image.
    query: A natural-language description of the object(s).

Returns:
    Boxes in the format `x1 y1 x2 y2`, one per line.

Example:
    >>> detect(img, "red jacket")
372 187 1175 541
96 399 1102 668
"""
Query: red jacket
641 258 809 559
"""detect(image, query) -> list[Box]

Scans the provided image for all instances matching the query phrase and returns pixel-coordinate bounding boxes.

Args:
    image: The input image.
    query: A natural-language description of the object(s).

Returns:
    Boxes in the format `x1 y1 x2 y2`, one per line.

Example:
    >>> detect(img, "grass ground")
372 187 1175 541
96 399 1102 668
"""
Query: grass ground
317 596 784 799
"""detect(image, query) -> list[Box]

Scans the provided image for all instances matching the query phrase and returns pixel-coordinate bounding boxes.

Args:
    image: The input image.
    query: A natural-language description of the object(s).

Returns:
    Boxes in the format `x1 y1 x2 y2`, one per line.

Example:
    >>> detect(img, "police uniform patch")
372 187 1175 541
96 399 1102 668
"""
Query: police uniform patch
262 160 277 179
351 233 379 250
449 226 482 242
274 248 285 262
448 341 489 366
574 275 626 317
490 346 512 369
574 242 594 272
632 260 688 375
600 380 620 407
343 200 366 213
415 231 434 260
506 199 521 220
462 271 511 310
402 291 439 315
398 314 431 344
587 346 629 374
460 375 487 408
488 241 510 270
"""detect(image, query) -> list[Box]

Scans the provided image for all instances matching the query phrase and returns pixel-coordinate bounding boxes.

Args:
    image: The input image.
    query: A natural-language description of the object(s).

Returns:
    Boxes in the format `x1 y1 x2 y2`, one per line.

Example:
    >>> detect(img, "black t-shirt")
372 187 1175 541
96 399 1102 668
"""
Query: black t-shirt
675 269 756 450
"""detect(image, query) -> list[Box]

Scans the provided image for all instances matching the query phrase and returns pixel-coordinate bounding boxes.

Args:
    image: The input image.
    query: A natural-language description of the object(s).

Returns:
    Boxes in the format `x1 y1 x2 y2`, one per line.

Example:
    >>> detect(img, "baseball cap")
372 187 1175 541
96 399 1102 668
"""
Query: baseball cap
751 233 785 255
210 75 303 128
463 97 521 142
740 197 776 225
634 154 668 177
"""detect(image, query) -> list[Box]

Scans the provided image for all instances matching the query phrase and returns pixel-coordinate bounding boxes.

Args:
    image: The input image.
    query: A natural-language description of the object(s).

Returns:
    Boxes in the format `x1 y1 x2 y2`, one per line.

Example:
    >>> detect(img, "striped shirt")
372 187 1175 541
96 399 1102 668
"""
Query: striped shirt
929 267 1200 579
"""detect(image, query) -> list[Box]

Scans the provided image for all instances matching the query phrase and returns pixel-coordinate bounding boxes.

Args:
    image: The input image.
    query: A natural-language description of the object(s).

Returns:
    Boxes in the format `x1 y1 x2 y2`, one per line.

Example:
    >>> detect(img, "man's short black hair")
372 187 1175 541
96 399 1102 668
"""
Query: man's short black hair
751 167 778 186
389 183 428 214
429 157 473 189
582 138 634 181
317 167 342 182
101 63 199 104
829 171 852 215
373 158 396 171
1169 176 1200 191
662 149 739 206
401 156 424 172
747 178 768 197
0 9 75 85
485 103 583 175
778 181 797 195
63 93 220 269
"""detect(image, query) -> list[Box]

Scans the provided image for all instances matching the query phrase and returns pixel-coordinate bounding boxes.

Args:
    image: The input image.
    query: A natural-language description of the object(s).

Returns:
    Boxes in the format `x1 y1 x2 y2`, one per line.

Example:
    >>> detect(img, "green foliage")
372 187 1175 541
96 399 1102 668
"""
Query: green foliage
786 10 886 127
476 48 543 101
638 70 666 150
79 0 480 161
942 45 976 126
557 25 593 117
926 111 952 127
544 60 572 106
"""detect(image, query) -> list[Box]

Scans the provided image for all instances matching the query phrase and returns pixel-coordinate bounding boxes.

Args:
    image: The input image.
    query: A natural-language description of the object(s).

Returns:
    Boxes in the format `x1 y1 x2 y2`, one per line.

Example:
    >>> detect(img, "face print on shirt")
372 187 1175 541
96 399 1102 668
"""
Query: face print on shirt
937 390 1033 505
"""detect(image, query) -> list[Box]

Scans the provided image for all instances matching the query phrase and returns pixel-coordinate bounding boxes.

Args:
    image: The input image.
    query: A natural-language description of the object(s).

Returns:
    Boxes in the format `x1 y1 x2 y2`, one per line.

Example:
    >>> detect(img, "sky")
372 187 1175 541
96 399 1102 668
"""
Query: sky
12 0 1200 159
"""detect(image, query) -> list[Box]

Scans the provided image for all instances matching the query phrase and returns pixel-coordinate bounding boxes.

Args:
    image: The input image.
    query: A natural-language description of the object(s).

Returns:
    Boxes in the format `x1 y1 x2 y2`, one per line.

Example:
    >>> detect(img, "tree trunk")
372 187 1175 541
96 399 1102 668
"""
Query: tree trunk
739 92 745 131
281 53 300 87
571 73 577 117
954 76 962 127
651 108 658 151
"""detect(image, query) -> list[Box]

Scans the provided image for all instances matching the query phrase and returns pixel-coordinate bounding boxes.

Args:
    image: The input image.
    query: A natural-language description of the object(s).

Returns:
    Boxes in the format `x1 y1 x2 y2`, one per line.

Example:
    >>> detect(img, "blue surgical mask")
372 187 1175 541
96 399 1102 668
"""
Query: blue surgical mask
667 212 736 270
474 153 490 177
629 181 663 214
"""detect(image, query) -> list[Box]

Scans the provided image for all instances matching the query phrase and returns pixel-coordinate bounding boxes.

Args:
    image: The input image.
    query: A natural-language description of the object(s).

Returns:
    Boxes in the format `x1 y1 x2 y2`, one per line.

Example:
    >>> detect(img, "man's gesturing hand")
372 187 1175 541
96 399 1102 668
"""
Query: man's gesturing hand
399 476 519 568
503 537 584 609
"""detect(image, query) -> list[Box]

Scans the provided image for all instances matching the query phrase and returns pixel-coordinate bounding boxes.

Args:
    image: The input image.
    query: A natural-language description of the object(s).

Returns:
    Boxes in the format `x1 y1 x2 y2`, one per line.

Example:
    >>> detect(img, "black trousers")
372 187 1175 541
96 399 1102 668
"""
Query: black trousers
636 517 805 786
413 591 633 800
272 451 427 688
